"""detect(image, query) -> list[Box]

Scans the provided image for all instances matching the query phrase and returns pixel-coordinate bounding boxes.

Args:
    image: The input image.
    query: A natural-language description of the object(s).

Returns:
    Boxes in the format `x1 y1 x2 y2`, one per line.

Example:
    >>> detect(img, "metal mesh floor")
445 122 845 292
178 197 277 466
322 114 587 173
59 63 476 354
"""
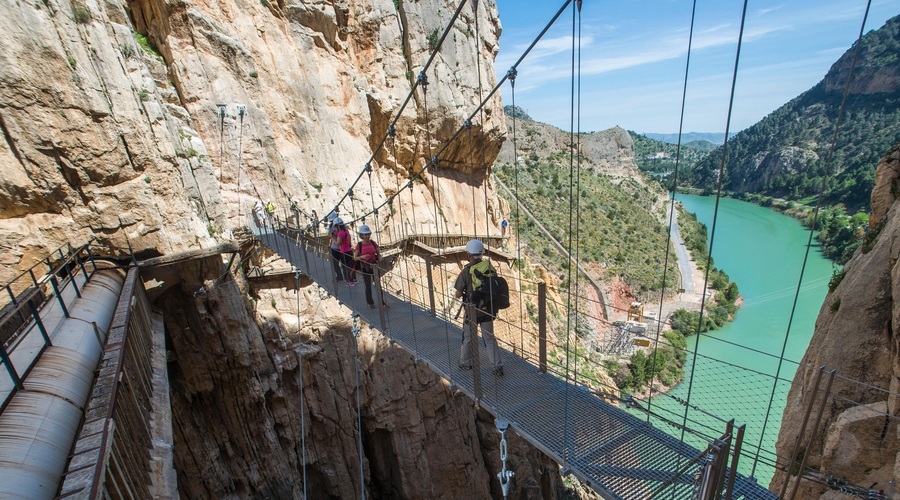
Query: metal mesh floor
256 226 777 499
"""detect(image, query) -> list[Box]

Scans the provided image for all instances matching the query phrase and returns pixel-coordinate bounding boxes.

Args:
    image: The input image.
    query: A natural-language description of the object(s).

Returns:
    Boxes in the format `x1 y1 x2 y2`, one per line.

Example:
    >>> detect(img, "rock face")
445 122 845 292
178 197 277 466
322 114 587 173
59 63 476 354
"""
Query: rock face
0 0 506 282
771 143 900 497
0 0 594 496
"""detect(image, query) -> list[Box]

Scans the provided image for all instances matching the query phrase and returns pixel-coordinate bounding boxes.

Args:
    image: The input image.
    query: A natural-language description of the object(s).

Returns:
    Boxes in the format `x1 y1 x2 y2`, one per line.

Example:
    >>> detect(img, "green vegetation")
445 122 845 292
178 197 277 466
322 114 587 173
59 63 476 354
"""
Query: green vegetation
630 132 712 178
683 16 899 213
67 56 77 69
426 28 439 51
249 70 259 78
495 155 677 296
616 331 687 392
803 205 868 262
504 105 532 121
72 6 90 24
134 32 161 58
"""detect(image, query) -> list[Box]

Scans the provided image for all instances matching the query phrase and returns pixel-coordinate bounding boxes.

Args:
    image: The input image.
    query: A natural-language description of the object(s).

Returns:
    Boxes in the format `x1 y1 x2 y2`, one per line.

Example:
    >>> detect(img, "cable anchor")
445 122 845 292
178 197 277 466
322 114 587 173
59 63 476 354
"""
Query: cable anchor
365 162 372 174
387 125 396 137
418 71 428 88
431 156 439 168
464 119 472 129
495 418 515 499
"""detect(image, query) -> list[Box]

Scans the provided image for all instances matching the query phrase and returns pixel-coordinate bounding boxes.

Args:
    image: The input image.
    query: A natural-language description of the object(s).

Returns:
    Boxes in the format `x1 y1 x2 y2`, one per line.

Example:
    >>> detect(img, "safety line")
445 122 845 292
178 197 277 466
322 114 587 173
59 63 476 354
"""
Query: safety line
645 0 699 424
678 0 750 449
752 0 874 479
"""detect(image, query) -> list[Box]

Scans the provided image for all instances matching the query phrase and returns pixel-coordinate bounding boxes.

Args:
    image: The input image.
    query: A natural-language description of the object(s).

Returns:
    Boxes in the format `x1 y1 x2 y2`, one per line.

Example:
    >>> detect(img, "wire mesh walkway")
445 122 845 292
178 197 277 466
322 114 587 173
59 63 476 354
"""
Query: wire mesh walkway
253 222 776 499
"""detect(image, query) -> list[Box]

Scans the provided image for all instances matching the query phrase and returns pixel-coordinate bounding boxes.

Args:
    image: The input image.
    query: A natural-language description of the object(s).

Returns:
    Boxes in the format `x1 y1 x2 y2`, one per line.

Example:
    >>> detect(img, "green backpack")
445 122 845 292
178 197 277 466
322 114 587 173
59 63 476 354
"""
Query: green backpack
469 260 510 312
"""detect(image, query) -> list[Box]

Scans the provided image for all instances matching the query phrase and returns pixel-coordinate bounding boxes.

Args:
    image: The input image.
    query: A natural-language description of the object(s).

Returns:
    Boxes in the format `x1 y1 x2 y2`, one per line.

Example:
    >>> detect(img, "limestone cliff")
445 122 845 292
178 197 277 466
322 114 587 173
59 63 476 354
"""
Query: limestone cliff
772 143 900 497
0 0 506 281
0 0 590 497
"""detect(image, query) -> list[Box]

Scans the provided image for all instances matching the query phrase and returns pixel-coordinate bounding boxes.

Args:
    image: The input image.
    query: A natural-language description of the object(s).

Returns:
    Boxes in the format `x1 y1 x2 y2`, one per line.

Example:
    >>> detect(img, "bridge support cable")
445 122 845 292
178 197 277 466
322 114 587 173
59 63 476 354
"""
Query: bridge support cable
351 313 367 500
561 0 581 469
505 69 527 357
645 0 699 424
496 418 515 499
753 0 873 480
295 270 309 500
678 0 749 458
327 0 575 235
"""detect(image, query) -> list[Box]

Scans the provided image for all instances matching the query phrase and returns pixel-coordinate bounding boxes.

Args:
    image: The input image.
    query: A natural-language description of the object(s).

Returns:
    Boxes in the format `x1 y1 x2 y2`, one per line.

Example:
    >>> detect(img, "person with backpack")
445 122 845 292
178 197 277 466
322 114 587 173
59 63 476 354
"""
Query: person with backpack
353 225 387 309
328 217 346 282
454 239 504 376
335 219 356 286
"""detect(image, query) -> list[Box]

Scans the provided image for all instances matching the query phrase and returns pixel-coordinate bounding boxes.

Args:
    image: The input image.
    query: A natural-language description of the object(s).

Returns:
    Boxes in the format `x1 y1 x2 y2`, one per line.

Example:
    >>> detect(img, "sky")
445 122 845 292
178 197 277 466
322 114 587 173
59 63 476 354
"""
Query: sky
493 0 898 135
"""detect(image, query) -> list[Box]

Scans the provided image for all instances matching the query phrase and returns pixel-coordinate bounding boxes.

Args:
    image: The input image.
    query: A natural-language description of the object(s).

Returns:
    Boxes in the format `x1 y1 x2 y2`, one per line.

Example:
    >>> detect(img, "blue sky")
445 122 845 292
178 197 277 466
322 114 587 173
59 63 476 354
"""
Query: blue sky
493 0 897 135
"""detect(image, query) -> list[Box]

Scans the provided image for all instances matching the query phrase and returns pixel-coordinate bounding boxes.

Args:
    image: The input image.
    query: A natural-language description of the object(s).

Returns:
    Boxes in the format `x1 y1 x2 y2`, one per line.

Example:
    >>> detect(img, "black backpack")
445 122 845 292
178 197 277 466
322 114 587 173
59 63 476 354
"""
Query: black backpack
470 260 510 313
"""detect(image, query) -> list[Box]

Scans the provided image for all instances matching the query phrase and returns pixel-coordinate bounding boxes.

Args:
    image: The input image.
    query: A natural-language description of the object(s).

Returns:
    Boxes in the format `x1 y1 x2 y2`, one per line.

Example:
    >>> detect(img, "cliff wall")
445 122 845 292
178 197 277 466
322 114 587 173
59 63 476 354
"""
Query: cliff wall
772 144 900 497
0 0 587 497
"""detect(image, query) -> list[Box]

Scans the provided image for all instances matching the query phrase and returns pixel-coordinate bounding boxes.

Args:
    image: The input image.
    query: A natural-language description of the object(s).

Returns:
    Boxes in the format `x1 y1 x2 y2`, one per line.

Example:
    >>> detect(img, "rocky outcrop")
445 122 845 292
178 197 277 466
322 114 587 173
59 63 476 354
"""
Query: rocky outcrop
771 143 900 497
870 144 900 229
149 249 574 498
0 0 506 282
0 0 596 496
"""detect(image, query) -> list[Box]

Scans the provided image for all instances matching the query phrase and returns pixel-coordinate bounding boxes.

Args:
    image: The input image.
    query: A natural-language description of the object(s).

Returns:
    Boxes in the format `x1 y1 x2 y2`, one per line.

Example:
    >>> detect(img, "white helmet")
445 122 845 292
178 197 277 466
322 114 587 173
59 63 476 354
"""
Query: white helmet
359 225 372 235
465 239 484 256
334 217 344 225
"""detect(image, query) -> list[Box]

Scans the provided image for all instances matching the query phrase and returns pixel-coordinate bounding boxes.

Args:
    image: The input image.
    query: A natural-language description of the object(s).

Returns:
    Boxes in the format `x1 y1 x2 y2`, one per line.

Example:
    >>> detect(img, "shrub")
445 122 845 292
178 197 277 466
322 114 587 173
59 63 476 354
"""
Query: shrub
72 6 90 24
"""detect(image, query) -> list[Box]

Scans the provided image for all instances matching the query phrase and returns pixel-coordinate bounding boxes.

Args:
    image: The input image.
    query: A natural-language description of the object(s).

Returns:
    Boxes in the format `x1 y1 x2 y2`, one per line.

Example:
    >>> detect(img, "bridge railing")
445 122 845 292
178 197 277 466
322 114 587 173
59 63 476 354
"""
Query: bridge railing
263 217 894 498
0 241 97 410
59 265 155 499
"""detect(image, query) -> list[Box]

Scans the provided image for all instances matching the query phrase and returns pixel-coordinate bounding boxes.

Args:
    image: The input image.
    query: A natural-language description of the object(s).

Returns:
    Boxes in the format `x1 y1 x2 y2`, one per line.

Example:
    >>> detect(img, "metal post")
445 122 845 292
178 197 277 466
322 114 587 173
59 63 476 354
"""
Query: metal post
424 255 436 316
73 243 89 282
466 303 482 401
49 275 69 318
724 424 746 499
6 287 24 324
86 246 97 278
538 282 547 373
780 365 827 499
63 253 81 299
788 368 836 500
28 301 51 346
0 343 22 391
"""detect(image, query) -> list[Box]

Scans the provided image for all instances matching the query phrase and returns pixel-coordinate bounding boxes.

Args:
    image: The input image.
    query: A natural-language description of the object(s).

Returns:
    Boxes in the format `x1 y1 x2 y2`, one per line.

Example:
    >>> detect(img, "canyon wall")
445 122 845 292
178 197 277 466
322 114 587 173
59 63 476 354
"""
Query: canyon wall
0 0 588 497
772 144 900 497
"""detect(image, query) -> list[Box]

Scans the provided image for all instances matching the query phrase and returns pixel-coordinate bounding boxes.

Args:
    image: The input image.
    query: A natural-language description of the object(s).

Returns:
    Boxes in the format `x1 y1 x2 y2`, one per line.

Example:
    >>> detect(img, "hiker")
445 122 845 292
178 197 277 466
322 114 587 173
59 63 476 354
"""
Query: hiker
353 225 387 308
454 239 503 375
310 210 319 237
290 200 301 226
254 200 265 227
335 218 356 286
329 217 346 282
265 200 276 221
501 217 508 237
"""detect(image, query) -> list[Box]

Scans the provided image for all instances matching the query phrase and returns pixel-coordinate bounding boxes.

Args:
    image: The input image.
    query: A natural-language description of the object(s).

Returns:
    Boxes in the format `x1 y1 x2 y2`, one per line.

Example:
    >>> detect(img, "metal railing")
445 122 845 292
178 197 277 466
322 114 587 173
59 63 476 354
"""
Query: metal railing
58 265 155 499
0 242 97 410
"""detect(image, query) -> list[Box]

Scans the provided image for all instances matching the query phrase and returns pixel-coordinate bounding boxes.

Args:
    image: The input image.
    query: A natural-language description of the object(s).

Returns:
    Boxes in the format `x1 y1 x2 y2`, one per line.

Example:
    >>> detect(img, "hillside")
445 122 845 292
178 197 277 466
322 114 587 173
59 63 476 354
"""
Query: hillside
494 115 677 299
630 132 716 177
686 15 900 212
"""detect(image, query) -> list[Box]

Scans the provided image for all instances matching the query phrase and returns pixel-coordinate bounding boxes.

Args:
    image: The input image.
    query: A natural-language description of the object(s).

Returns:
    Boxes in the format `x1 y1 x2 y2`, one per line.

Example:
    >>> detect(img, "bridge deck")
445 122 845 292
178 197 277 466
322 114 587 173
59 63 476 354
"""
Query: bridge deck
255 225 776 499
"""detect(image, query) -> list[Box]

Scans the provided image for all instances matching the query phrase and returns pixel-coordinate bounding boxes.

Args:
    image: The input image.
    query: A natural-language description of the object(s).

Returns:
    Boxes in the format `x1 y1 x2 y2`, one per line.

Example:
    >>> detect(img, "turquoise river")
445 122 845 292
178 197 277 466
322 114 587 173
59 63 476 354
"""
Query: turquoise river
644 194 834 487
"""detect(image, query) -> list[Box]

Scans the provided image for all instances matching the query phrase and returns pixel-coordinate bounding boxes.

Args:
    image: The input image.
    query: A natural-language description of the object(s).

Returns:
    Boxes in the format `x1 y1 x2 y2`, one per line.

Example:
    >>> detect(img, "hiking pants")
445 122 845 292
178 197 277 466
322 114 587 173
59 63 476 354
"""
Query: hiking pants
459 317 502 369
330 248 344 281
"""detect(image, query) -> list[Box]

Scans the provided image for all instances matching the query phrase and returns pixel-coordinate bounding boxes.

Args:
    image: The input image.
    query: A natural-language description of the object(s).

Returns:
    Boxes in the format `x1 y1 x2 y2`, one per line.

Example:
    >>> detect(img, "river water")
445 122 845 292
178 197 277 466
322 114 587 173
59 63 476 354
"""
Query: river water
643 194 833 486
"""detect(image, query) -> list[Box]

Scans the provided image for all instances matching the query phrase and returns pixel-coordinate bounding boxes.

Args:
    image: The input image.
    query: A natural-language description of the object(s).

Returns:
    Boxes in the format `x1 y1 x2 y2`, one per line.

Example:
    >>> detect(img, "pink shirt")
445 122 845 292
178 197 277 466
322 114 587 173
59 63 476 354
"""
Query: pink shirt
337 229 352 253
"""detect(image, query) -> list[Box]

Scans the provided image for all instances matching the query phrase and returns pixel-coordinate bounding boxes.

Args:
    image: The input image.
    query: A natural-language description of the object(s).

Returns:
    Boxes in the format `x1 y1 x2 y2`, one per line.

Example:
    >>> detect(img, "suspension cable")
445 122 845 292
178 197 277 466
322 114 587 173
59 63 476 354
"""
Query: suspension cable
561 0 580 468
351 313 366 499
295 270 308 500
752 0 874 478
645 0 699 423
678 0 750 447
507 69 526 356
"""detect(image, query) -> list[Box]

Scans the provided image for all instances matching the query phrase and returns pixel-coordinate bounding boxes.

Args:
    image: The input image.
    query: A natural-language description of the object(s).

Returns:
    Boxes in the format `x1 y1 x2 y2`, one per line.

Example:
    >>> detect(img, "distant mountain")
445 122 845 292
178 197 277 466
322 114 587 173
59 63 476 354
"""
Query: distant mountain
642 132 729 144
687 15 900 212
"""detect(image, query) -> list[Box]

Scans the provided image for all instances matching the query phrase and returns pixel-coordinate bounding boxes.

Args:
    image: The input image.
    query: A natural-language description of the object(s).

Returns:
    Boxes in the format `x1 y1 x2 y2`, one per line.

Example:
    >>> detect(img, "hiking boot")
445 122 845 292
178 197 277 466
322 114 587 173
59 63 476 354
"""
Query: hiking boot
458 362 472 371
368 303 376 309
493 366 504 376
382 303 390 309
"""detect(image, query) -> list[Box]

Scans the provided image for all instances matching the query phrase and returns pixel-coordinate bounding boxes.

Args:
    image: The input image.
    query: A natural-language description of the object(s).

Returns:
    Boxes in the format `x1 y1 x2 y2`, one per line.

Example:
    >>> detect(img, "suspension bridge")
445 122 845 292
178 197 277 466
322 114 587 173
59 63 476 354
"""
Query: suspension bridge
0 0 894 497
